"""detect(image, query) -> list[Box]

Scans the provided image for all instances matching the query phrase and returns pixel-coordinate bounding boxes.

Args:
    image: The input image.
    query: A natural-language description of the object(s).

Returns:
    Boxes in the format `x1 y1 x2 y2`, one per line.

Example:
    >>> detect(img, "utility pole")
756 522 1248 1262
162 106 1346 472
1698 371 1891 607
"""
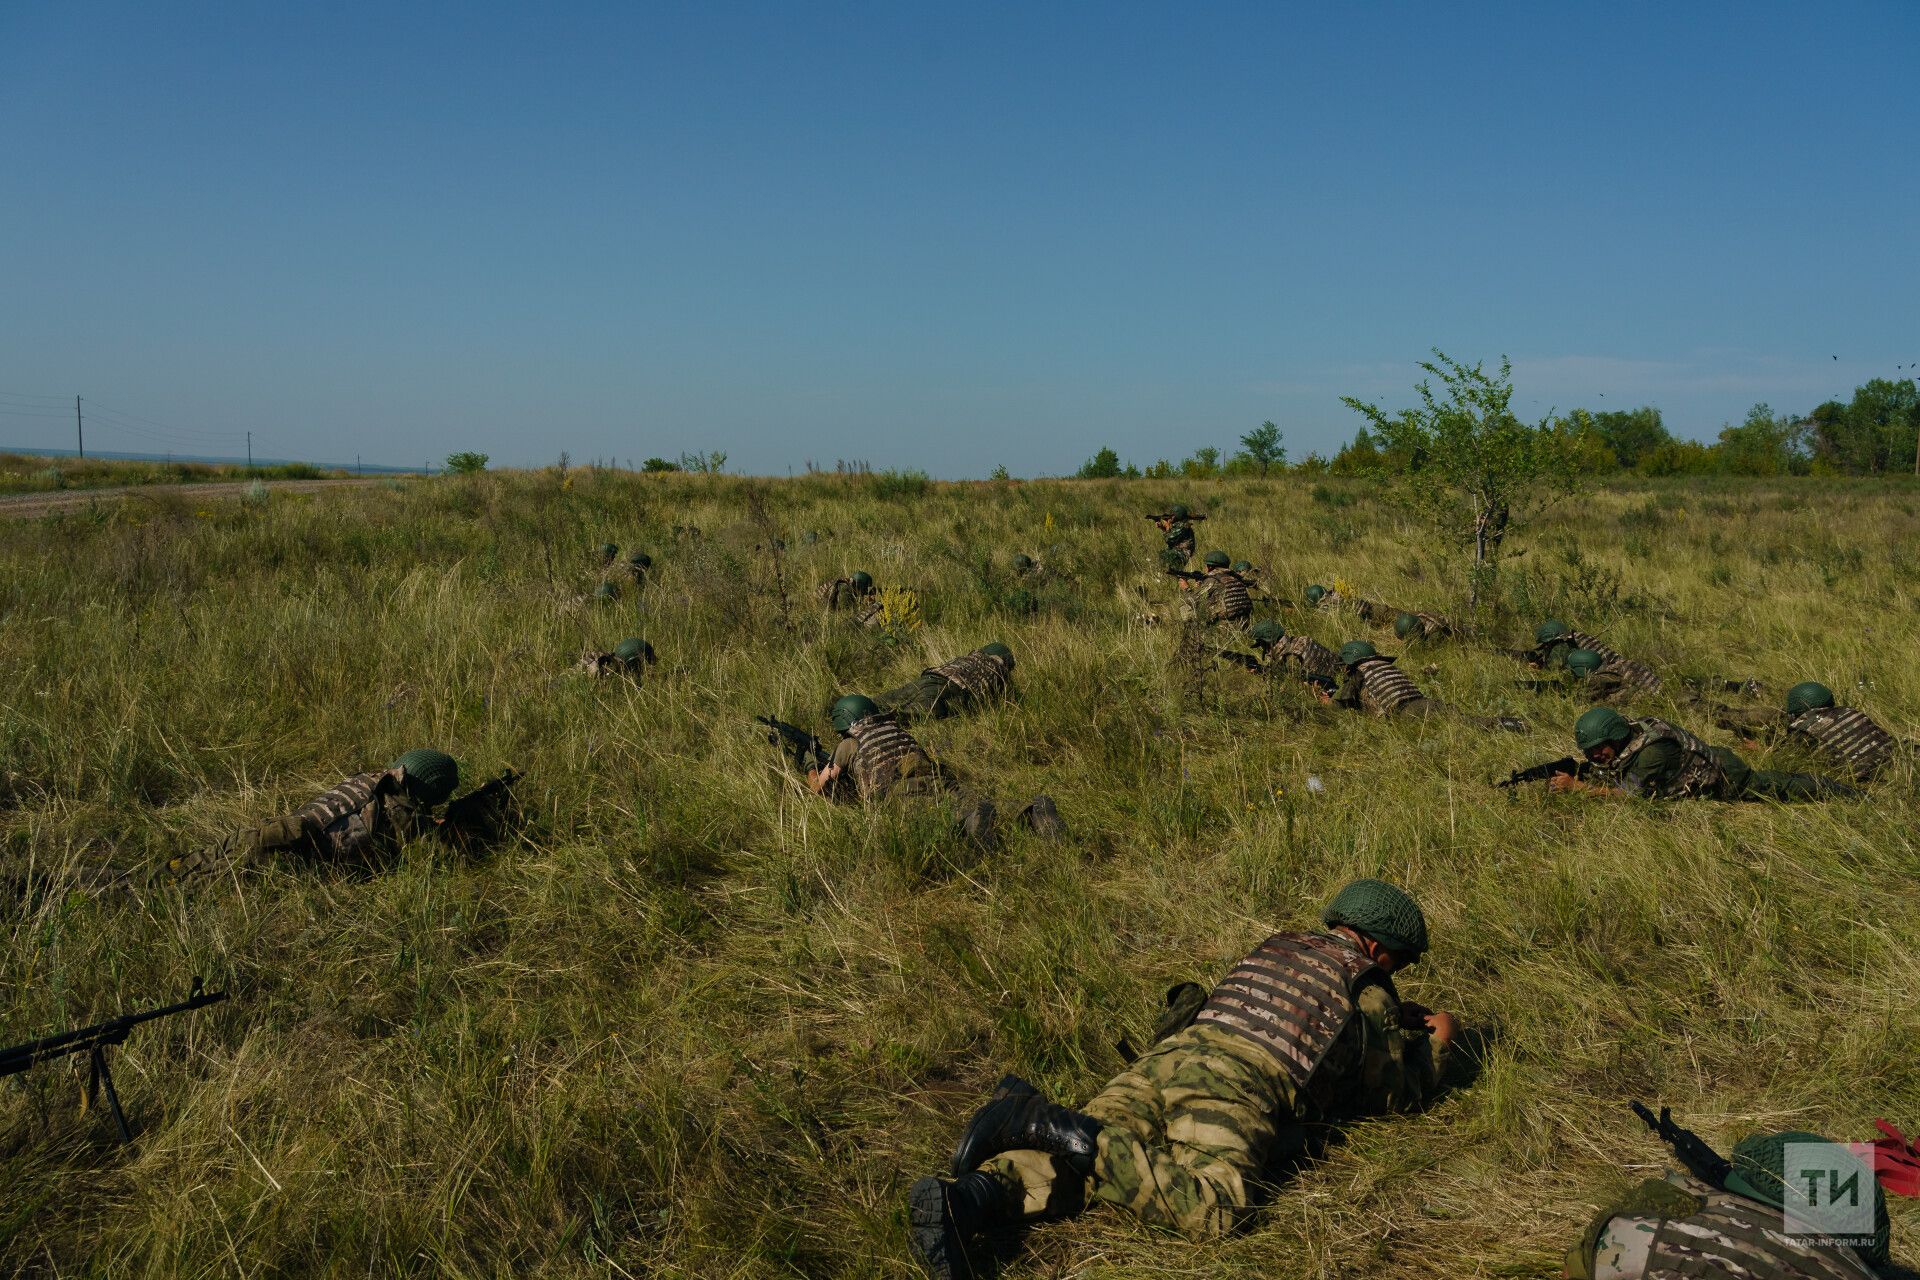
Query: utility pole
357 454 362 476
246 431 253 470
75 396 84 459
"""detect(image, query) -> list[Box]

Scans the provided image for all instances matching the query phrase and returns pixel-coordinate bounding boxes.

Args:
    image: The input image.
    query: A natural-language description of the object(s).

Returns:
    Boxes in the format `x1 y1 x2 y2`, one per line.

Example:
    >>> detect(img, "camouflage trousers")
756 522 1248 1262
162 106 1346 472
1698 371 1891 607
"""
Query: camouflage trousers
979 1024 1294 1240
875 672 964 722
1713 747 1859 801
167 815 306 878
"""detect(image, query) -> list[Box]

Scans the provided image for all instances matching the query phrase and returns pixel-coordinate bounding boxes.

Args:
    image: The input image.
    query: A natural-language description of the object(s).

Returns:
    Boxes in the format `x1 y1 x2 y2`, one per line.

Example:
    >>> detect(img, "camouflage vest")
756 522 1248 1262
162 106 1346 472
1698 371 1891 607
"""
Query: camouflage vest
1202 571 1253 622
1165 523 1196 554
1194 931 1389 1093
1411 611 1450 638
1354 657 1426 714
1790 705 1893 781
1276 636 1342 685
1616 717 1727 798
1600 655 1663 693
845 714 926 800
296 770 423 861
1644 1193 1878 1280
929 651 1010 699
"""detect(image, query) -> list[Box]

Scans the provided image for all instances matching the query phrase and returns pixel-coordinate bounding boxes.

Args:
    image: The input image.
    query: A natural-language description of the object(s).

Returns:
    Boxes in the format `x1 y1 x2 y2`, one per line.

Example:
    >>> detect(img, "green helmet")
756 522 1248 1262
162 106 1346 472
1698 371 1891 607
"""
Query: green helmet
1338 640 1378 666
1231 559 1252 574
1393 612 1418 639
390 749 459 807
1305 584 1327 605
1012 553 1035 573
1785 681 1835 716
980 642 1013 668
849 571 873 593
1725 1131 1889 1265
1203 550 1230 570
612 637 655 666
830 694 878 734
594 581 620 601
1565 648 1603 678
1535 618 1572 645
1250 620 1284 648
1322 878 1429 961
1169 503 1190 521
598 542 619 562
1574 706 1632 752
627 550 652 570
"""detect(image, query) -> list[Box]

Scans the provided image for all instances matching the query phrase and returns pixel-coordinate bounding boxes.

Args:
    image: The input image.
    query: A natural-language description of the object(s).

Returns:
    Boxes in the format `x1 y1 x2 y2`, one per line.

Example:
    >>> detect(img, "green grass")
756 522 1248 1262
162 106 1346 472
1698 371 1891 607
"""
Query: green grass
0 451 345 495
2 470 1916 1276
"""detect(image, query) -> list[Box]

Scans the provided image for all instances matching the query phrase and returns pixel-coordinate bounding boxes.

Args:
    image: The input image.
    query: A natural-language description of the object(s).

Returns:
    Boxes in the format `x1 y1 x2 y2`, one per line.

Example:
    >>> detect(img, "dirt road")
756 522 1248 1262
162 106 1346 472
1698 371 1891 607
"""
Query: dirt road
0 477 393 519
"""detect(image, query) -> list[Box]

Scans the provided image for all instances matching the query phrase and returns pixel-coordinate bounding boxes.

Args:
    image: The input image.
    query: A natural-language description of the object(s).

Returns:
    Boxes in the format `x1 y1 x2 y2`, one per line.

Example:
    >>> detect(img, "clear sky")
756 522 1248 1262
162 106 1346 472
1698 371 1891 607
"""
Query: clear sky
2 3 1915 476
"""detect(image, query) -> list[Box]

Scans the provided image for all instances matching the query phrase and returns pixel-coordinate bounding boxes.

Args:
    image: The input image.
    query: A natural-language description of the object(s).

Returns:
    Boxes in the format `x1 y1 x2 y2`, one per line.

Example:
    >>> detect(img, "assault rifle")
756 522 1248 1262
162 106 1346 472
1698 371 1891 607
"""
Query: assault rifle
1632 1101 1732 1189
1164 567 1207 582
437 768 521 847
1214 648 1264 672
757 717 829 772
1144 511 1206 524
1 978 227 1142
1496 756 1595 788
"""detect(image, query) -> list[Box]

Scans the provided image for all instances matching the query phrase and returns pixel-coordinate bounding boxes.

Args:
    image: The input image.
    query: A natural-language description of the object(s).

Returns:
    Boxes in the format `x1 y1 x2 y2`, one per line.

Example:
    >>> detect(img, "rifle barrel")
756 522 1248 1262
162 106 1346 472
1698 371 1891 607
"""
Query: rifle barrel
0 985 227 1075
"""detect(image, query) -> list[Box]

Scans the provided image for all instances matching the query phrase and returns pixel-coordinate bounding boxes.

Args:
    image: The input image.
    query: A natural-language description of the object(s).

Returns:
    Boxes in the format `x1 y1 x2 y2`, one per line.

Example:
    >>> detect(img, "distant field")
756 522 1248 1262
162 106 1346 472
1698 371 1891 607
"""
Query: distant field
0 450 348 495
1 469 1915 1277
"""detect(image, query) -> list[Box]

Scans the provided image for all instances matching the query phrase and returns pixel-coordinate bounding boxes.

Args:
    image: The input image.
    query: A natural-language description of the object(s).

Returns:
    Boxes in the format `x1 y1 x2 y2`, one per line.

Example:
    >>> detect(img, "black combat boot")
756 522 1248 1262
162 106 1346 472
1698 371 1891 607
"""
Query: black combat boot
908 1169 1016 1280
1016 796 1065 838
948 1080 1103 1177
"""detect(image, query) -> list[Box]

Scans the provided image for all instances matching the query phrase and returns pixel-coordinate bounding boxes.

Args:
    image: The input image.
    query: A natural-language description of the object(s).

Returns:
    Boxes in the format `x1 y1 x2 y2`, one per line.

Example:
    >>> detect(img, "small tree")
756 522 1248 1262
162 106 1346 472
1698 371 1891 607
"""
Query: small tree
1239 421 1285 475
642 457 680 473
1342 350 1576 619
445 451 489 474
1077 446 1123 479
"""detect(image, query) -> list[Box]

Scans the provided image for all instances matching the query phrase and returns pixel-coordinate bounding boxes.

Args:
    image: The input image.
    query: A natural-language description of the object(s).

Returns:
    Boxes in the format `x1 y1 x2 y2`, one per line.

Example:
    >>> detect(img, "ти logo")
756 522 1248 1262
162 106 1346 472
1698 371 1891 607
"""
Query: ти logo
1783 1141 1878 1246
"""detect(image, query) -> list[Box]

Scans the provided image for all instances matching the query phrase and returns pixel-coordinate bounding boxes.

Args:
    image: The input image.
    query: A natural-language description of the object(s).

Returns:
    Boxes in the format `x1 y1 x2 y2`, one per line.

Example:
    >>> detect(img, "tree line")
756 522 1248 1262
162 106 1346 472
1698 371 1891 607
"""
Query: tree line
1077 374 1920 480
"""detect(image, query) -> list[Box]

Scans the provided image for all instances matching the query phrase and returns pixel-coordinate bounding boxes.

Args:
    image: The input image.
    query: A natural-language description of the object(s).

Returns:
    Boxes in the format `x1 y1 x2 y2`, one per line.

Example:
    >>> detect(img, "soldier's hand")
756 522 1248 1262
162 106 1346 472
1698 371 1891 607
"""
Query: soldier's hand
1548 772 1583 793
1423 1010 1459 1047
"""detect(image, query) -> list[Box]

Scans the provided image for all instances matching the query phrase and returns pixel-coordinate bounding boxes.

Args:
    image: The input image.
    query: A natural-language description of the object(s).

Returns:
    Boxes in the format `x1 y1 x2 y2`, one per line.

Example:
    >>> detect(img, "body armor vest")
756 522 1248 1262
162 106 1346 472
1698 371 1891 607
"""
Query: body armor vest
1410 611 1451 638
1644 1193 1878 1280
1194 931 1388 1093
1202 571 1253 622
1616 717 1727 798
297 771 420 861
846 714 926 800
1790 706 1893 781
1165 523 1196 556
929 651 1010 699
1276 636 1342 685
1355 657 1426 714
1601 655 1663 692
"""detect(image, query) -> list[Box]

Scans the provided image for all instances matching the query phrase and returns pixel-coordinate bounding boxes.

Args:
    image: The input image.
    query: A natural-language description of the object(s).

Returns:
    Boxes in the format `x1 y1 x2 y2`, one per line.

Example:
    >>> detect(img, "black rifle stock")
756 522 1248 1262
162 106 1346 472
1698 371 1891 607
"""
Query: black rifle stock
438 768 521 846
1214 648 1263 672
1497 756 1595 788
1 978 228 1142
756 717 829 772
1631 1101 1732 1189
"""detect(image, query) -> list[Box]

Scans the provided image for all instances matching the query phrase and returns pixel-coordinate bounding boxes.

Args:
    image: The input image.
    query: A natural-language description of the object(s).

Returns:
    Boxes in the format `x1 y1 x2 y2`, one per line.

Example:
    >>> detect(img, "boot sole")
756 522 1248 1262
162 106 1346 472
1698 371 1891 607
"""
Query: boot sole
908 1177 962 1280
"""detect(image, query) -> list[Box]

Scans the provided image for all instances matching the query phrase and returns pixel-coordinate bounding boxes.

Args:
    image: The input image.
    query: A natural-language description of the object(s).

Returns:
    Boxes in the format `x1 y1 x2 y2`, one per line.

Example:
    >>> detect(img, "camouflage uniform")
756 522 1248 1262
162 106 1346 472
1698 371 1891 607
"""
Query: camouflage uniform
1601 716 1853 801
818 578 884 626
973 931 1444 1239
579 652 643 679
1273 636 1343 687
827 713 943 802
1395 610 1454 640
1191 569 1254 625
876 650 1013 721
1336 655 1445 719
1566 1173 1881 1279
1163 522 1197 565
176 769 429 876
1717 704 1898 783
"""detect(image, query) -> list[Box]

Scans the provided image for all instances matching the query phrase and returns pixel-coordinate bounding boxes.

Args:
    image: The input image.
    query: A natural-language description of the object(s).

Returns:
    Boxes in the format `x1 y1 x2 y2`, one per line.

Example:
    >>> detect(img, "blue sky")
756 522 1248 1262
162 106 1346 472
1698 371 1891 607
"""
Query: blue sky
2 3 1914 476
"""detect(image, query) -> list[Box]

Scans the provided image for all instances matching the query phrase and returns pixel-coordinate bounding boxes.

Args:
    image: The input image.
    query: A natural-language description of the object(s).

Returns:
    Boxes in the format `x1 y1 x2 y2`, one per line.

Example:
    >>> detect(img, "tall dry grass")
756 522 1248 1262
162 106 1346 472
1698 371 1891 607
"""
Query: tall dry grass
1 469 1916 1277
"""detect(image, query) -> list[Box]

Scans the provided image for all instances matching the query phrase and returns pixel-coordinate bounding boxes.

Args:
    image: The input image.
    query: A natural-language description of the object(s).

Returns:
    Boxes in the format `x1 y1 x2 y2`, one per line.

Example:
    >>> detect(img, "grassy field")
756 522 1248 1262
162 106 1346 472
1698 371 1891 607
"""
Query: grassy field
2 469 1916 1278
0 452 349 496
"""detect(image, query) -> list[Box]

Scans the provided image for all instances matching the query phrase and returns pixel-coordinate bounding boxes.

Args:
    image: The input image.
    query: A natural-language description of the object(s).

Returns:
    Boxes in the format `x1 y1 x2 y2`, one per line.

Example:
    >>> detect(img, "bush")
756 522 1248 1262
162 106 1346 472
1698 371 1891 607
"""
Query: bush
445 451 490 475
1077 447 1124 479
643 458 681 473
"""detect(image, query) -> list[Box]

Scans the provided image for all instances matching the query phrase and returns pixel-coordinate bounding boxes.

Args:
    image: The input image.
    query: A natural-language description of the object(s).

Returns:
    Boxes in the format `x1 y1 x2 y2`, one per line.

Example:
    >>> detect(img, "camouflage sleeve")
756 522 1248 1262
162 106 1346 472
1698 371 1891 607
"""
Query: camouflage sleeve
1619 741 1683 797
1351 983 1443 1114
1334 672 1364 710
1564 1180 1705 1280
830 737 857 771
